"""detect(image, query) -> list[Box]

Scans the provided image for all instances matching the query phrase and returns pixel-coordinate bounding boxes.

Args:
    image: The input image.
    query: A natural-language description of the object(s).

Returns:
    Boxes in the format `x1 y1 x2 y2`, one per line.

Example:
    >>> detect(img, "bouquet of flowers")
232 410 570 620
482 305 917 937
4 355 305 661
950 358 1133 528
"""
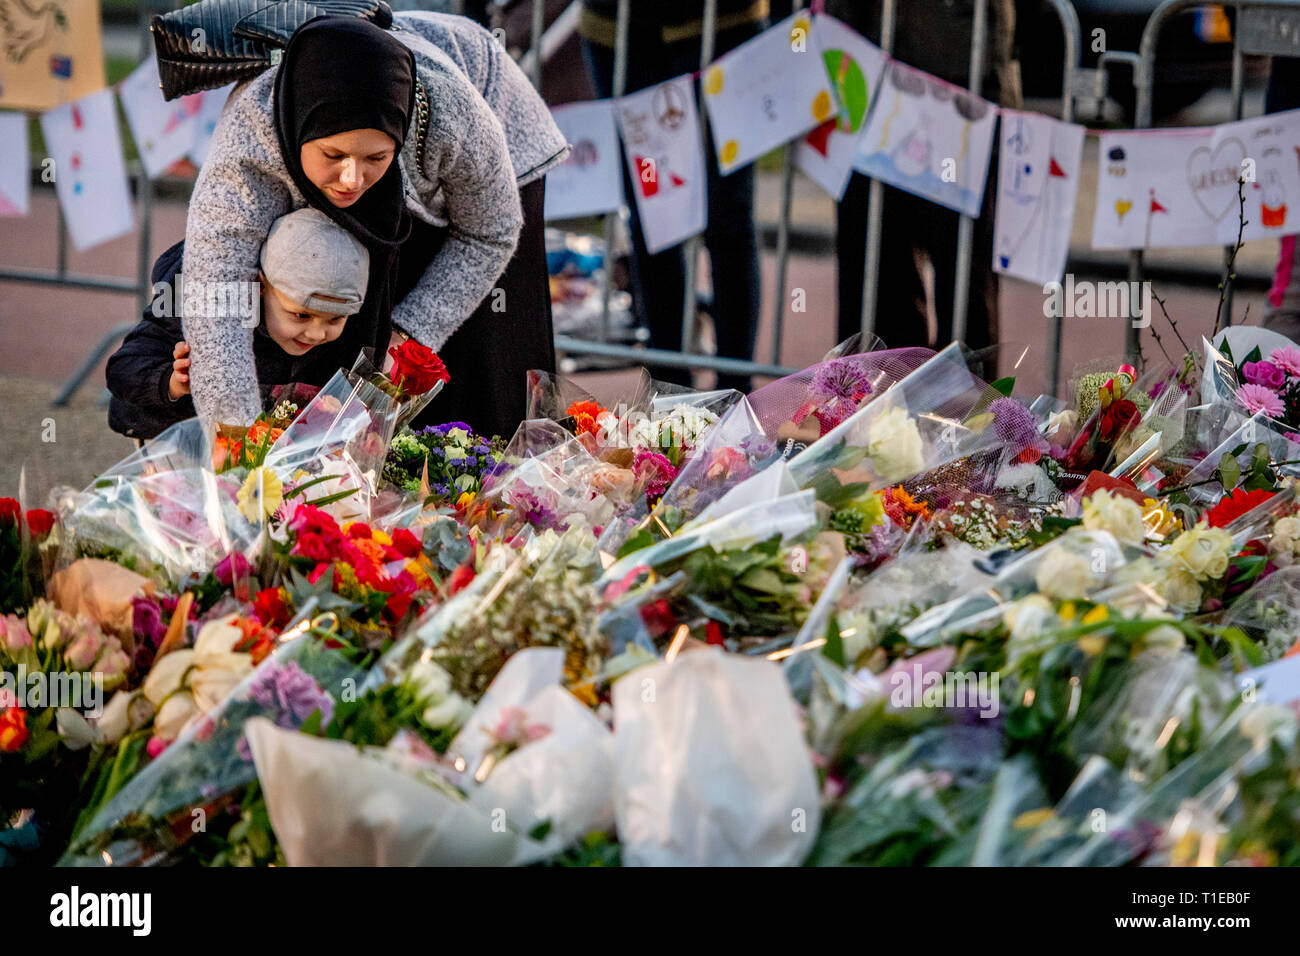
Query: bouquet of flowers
0 499 57 615
382 422 506 504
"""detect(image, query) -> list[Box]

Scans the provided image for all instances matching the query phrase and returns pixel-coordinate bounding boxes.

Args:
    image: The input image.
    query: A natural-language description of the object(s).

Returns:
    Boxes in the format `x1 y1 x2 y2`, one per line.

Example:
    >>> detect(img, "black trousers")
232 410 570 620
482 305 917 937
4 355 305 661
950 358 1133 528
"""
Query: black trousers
396 177 556 440
834 169 999 356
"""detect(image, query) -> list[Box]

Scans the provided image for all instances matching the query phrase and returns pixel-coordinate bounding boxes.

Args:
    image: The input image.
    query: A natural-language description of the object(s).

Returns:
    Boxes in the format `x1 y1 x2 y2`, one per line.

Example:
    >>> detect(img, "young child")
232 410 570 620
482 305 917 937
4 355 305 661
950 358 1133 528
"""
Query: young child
107 208 370 440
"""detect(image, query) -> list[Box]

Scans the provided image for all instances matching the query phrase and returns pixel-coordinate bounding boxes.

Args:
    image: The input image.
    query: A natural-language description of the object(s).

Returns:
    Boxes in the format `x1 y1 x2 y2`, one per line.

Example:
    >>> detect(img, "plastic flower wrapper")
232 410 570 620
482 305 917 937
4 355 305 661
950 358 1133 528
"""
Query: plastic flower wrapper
743 343 932 445
786 343 1006 512
382 422 506 502
261 364 404 521
1101 357 1197 481
1215 565 1300 662
593 395 778 557
348 346 445 435
612 648 819 866
367 527 607 703
55 434 262 587
784 542 994 698
60 610 363 866
248 646 615 865
1169 412 1300 508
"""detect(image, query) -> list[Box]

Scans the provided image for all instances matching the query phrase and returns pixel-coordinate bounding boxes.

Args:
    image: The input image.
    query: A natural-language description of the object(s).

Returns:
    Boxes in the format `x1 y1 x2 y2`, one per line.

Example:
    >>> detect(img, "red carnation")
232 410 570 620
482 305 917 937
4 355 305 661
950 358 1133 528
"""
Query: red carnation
388 340 449 396
293 532 334 563
253 587 292 628
384 590 415 623
25 509 56 538
1207 488 1277 528
0 498 19 528
1099 399 1140 441
391 527 423 559
446 563 476 596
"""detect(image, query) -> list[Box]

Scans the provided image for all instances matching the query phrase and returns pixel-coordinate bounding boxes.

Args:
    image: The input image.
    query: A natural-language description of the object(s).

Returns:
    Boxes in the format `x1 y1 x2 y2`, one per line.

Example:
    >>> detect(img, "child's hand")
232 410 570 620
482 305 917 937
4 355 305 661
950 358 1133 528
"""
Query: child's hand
168 342 191 400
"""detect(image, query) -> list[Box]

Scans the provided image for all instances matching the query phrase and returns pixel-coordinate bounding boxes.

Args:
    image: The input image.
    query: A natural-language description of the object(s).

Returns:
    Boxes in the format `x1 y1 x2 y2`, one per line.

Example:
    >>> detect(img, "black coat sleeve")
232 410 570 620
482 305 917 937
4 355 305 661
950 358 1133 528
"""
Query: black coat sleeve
106 241 197 438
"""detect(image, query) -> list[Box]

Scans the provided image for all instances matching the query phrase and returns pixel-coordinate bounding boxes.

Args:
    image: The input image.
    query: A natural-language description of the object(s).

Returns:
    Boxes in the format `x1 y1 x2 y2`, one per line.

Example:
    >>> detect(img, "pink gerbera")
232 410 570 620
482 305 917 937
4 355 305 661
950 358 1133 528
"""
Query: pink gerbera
1270 345 1300 378
1238 383 1285 418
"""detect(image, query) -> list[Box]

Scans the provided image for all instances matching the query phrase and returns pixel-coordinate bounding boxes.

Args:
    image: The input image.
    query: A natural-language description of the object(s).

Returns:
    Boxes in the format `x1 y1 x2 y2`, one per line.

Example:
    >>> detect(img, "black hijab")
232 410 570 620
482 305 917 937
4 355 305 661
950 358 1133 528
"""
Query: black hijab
272 16 416 387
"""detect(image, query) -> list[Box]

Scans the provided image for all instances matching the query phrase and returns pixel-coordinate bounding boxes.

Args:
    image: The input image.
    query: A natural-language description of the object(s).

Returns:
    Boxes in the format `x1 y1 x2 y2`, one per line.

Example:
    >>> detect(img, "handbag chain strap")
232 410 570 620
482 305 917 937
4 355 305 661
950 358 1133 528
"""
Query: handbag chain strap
414 78 430 175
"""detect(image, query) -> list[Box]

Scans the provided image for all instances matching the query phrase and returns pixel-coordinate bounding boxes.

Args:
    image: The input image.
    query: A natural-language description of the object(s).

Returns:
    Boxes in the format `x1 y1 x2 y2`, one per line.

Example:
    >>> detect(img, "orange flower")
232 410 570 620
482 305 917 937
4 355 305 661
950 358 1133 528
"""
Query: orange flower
566 400 607 438
0 707 28 753
890 486 929 517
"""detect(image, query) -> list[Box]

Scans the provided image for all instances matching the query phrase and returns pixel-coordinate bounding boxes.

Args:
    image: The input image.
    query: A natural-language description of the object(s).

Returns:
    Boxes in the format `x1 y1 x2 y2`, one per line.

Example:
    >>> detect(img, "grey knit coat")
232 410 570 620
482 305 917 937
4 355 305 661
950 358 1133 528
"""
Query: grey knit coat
181 11 569 429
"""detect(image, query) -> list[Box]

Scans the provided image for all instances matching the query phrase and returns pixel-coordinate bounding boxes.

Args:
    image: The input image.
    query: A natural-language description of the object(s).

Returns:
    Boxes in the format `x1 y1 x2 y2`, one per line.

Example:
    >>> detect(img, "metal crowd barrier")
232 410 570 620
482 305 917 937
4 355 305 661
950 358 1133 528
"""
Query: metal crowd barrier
1120 0 1300 367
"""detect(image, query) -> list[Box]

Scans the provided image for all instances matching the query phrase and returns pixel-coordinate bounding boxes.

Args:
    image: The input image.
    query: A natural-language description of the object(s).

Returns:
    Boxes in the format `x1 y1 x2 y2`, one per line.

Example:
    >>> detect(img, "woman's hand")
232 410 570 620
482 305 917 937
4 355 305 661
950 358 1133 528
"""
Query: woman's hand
168 342 192 400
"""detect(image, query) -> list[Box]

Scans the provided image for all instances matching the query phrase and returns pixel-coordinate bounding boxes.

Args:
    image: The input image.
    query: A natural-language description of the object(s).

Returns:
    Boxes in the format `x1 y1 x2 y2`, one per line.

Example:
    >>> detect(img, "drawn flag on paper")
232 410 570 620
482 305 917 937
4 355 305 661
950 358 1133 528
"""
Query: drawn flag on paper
0 0 105 111
854 60 998 218
702 12 834 176
544 99 622 221
992 110 1084 285
189 82 236 168
0 110 30 216
119 56 203 178
796 14 886 200
40 88 133 250
615 74 707 254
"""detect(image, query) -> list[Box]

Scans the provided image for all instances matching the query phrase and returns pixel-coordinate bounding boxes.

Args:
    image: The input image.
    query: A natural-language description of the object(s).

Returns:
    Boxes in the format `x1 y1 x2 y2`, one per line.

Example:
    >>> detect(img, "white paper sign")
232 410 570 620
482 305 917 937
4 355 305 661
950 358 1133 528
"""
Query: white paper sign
854 60 998 218
39 89 133 251
1090 111 1300 250
993 110 1085 285
544 99 622 221
0 111 30 216
796 14 886 200
118 56 203 178
615 74 707 254
702 12 834 176
1238 654 1300 707
189 83 236 168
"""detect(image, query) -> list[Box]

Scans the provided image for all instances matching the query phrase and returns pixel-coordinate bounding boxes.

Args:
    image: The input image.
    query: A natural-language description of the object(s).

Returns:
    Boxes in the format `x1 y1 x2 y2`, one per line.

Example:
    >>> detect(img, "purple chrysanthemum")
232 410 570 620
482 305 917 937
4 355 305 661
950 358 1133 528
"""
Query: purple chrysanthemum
246 661 334 730
990 397 1048 454
811 358 873 402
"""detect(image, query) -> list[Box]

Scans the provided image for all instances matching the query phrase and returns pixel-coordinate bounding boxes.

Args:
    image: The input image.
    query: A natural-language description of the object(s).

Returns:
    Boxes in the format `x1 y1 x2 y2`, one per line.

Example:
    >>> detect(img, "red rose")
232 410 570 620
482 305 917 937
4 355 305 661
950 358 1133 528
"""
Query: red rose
388 340 449 396
346 522 373 540
446 563 476 596
24 509 56 538
1099 399 1140 441
0 707 28 753
391 528 423 559
0 498 19 528
705 620 726 646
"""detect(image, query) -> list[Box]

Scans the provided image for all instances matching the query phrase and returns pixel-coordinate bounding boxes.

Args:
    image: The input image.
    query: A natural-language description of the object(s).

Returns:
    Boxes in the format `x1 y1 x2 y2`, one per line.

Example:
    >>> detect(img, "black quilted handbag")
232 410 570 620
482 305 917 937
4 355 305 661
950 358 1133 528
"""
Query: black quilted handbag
152 0 394 100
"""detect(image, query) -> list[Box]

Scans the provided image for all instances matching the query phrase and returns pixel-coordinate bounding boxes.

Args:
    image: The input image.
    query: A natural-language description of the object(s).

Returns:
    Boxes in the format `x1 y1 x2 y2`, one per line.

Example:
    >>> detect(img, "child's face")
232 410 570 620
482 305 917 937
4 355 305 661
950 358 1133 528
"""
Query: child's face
262 279 349 356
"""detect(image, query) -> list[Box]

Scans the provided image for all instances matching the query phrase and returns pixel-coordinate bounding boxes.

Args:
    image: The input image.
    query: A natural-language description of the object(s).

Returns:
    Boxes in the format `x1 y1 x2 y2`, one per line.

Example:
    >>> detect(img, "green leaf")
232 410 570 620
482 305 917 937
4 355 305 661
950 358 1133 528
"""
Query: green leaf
1217 453 1241 491
990 377 1016 397
823 615 846 668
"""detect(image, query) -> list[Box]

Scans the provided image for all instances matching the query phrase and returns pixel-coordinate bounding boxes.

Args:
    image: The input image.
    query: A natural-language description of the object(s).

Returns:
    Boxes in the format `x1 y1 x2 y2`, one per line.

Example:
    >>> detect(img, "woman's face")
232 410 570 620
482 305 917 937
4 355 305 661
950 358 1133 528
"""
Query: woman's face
300 128 397 208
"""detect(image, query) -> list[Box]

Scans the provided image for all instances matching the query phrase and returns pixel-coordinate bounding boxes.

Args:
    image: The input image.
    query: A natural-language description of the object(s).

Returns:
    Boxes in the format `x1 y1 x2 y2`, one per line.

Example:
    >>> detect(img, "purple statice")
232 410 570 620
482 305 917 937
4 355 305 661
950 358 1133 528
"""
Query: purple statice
739 435 778 462
989 397 1048 455
245 661 334 730
421 422 473 436
811 357 873 402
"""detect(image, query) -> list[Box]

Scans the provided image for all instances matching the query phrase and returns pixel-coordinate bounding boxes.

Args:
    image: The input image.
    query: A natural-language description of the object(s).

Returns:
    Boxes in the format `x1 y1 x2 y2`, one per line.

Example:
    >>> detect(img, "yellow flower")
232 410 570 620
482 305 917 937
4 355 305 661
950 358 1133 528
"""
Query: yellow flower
237 467 283 523
1013 807 1054 830
456 491 475 509
1078 634 1107 657
372 530 393 547
1080 605 1109 626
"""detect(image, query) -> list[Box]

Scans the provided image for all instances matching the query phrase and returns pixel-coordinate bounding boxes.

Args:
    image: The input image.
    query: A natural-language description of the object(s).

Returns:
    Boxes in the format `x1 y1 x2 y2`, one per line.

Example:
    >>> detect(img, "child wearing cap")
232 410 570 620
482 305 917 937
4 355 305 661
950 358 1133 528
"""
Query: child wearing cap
108 207 370 440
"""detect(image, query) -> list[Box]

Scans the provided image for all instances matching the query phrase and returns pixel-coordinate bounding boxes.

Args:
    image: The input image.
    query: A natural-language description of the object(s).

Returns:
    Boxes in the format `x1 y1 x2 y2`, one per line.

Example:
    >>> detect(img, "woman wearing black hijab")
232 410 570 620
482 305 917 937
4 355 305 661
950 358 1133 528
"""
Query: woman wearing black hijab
180 14 569 439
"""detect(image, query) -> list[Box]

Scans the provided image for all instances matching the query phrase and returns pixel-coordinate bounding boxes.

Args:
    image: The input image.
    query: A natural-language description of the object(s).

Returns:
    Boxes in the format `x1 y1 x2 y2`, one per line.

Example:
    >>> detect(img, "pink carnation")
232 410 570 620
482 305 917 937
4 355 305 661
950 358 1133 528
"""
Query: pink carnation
1238 383 1285 418
1270 345 1300 378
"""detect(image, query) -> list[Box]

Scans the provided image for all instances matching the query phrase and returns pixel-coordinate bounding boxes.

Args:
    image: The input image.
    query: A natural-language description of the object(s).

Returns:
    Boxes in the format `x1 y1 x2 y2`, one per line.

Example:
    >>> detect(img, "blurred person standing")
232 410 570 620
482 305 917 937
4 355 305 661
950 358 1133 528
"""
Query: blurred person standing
823 0 1021 355
1262 56 1300 342
580 1 769 392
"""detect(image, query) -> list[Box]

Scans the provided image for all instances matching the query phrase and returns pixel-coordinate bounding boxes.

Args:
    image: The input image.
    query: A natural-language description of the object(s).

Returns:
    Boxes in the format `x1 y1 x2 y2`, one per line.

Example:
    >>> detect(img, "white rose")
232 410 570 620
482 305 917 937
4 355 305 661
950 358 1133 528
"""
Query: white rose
1034 545 1098 601
1156 566 1203 612
866 406 926 484
1164 525 1233 581
405 658 453 706
95 691 156 745
1141 623 1186 657
422 694 472 731
1268 515 1300 567
1082 490 1146 547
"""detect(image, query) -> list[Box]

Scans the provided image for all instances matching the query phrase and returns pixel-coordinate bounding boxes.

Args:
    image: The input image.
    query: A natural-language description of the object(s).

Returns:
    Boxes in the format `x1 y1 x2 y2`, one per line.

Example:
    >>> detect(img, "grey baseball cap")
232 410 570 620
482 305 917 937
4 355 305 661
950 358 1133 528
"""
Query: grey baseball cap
259 207 369 316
